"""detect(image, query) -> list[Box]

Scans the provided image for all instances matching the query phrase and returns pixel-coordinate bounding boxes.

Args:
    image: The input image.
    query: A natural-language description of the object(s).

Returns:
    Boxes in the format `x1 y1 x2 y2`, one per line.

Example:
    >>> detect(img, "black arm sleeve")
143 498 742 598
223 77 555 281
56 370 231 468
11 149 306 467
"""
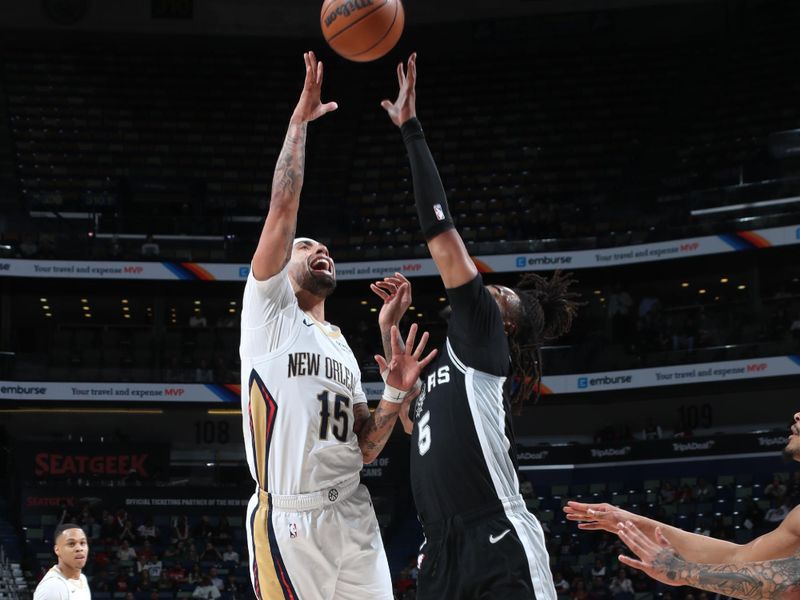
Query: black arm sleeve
401 118 455 240
445 274 510 376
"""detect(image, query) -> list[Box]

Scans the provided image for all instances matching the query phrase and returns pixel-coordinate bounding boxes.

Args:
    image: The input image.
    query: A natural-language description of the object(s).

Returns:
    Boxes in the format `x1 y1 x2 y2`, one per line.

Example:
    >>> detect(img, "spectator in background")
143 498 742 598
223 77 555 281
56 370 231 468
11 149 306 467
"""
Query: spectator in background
173 515 190 542
791 315 800 341
572 579 589 600
200 541 223 563
189 310 208 328
553 571 570 594
659 481 676 504
118 519 136 543
115 566 134 593
676 483 693 504
137 570 153 593
192 575 221 599
193 515 215 539
590 558 606 578
194 358 213 383
142 553 163 580
788 471 800 503
187 564 203 586
215 515 232 543
589 575 609 600
765 499 790 523
18 233 39 258
140 233 160 257
694 478 713 500
225 574 243 599
55 500 73 526
608 569 634 599
100 512 118 540
765 474 787 500
139 540 155 561
164 355 184 383
607 285 633 344
166 562 187 585
116 539 136 562
209 566 224 592
222 543 239 564
641 417 662 440
109 234 123 258
136 516 159 543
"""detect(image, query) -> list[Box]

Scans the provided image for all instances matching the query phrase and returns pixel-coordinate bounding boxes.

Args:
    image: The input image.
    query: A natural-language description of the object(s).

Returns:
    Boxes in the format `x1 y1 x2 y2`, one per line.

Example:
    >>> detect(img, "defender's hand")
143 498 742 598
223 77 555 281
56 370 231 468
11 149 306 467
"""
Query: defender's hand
375 324 436 392
381 52 417 128
371 272 413 330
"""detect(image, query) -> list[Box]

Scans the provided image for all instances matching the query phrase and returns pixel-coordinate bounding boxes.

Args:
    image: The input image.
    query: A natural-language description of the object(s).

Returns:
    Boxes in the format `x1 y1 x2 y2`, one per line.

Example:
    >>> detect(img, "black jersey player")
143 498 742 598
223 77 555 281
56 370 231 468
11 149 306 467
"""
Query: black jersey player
378 53 582 600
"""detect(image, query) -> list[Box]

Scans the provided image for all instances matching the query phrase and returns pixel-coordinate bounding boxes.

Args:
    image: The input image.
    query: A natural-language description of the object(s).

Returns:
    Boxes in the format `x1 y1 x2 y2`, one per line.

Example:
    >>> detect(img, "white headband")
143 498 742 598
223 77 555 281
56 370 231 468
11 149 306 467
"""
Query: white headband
293 237 319 246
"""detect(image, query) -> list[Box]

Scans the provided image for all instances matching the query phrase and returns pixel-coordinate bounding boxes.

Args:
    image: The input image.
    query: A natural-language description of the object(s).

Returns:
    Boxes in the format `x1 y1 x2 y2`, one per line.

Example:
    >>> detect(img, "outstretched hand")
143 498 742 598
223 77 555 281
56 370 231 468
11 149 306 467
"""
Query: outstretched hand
617 523 684 587
370 272 412 330
381 52 417 128
564 501 643 535
375 324 437 392
291 51 338 125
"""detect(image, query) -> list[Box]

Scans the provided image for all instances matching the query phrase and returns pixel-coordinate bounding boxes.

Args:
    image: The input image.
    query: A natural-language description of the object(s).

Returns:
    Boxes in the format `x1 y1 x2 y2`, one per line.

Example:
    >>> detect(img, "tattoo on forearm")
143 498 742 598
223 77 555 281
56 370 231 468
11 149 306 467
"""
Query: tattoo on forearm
655 550 800 600
358 405 397 458
381 329 393 363
272 124 307 199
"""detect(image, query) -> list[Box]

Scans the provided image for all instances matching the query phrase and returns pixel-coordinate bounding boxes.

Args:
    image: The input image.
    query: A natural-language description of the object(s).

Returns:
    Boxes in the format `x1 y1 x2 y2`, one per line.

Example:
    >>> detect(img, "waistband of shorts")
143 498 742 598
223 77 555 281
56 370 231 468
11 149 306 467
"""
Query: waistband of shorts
259 474 361 511
421 494 526 539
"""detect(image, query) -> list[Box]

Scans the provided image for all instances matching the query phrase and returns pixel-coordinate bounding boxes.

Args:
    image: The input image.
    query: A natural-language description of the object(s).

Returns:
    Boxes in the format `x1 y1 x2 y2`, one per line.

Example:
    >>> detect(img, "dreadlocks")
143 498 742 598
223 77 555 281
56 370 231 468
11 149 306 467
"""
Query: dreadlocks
509 270 582 412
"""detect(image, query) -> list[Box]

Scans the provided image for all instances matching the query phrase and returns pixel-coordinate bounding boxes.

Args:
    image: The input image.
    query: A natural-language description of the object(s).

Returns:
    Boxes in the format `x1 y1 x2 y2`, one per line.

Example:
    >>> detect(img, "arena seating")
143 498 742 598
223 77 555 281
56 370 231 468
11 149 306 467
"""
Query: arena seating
1 3 799 261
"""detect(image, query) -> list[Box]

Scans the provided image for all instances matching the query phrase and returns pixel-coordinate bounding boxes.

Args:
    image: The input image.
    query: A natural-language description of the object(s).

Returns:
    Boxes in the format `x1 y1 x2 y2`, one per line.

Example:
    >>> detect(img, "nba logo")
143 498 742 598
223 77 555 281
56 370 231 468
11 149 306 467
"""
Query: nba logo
417 553 426 570
577 377 588 389
433 204 445 221
289 523 298 539
516 257 526 268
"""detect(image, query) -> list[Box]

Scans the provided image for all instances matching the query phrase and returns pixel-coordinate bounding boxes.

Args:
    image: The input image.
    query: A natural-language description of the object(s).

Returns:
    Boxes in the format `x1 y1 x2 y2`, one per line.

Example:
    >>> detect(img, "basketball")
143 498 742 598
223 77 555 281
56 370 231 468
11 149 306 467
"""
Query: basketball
321 0 405 63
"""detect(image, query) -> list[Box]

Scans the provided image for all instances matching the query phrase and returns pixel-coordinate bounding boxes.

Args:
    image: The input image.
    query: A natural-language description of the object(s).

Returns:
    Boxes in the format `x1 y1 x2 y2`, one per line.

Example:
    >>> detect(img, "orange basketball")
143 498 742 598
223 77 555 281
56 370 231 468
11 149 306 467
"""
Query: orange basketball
321 0 405 63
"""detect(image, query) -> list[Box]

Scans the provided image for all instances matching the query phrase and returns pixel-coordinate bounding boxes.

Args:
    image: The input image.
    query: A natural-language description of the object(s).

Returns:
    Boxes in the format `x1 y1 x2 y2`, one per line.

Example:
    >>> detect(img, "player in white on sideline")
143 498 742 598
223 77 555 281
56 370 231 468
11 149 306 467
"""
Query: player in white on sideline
33 523 90 600
240 51 436 600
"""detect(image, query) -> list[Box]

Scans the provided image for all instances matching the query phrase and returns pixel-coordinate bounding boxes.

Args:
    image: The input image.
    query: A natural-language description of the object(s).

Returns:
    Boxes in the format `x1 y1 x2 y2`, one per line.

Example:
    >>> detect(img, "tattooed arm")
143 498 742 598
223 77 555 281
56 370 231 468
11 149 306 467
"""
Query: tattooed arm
355 325 436 464
251 51 337 281
617 521 800 600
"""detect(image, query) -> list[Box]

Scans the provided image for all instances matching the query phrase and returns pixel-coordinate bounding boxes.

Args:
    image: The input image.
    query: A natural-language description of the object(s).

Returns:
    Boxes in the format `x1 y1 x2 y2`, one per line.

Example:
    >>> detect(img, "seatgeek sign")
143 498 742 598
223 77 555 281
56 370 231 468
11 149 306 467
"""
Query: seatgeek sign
0 225 798 281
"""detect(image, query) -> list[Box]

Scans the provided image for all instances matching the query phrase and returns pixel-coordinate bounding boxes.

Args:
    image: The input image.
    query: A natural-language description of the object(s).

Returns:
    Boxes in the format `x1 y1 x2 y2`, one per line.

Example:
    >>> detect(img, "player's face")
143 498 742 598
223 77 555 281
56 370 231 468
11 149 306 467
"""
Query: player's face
487 284 521 335
288 238 336 297
55 528 88 571
785 412 800 462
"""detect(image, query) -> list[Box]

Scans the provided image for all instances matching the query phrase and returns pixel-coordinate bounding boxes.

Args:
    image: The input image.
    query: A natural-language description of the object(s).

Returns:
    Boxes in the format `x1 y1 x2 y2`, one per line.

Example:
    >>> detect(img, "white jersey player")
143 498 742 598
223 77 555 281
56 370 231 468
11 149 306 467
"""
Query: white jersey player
33 524 90 600
240 51 436 600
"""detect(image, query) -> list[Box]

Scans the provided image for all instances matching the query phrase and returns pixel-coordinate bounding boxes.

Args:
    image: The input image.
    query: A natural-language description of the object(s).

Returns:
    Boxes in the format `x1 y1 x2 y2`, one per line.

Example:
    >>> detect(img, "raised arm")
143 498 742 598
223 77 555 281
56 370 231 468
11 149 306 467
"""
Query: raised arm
251 52 338 281
370 273 418 435
381 53 477 289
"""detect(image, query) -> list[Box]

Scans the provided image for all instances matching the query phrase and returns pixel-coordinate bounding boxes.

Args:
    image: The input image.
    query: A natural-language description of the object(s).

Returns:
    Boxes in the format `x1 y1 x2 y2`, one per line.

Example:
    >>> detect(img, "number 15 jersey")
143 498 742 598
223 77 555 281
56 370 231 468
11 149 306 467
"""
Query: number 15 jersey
240 266 368 496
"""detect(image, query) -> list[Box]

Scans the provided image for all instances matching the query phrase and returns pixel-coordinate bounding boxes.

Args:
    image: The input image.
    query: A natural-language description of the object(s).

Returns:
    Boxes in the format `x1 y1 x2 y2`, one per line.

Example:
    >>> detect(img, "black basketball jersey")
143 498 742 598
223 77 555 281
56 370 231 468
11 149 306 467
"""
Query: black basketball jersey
410 275 522 525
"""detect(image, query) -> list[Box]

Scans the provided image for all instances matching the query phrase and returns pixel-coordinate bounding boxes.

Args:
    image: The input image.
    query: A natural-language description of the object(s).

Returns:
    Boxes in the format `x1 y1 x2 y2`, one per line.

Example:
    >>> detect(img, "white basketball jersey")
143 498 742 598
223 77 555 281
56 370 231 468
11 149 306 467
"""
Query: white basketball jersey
240 266 367 495
33 567 90 600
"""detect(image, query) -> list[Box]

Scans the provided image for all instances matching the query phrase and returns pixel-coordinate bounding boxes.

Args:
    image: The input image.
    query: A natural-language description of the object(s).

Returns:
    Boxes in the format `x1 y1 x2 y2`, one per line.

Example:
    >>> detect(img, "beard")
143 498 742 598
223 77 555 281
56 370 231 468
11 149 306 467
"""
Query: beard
782 442 800 463
299 270 336 297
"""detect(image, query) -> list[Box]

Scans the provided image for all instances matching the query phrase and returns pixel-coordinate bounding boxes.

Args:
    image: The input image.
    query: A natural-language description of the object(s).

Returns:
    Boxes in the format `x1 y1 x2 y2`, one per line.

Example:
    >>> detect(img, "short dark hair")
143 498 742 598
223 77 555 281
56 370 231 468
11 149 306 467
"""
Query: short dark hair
54 523 85 542
509 271 582 412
